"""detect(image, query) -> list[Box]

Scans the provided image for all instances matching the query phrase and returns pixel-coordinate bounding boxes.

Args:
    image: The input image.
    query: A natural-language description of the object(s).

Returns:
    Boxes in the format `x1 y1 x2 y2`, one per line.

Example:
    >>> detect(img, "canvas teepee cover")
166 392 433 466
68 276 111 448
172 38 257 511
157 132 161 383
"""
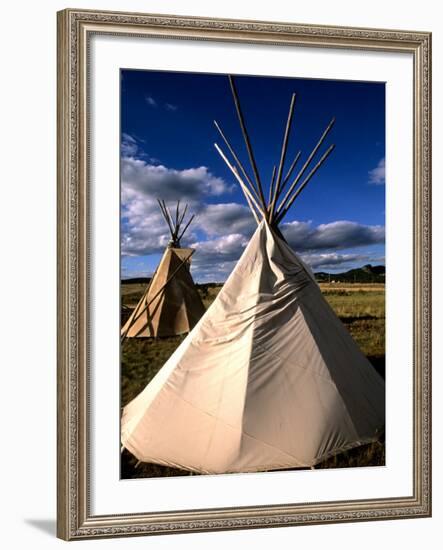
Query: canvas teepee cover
121 201 205 338
121 222 384 472
121 75 385 473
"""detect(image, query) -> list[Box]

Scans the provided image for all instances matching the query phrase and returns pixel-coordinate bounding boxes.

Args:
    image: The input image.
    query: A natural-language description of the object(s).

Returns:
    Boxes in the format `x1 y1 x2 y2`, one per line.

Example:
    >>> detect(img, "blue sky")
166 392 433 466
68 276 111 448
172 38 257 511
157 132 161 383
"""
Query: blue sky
121 70 385 282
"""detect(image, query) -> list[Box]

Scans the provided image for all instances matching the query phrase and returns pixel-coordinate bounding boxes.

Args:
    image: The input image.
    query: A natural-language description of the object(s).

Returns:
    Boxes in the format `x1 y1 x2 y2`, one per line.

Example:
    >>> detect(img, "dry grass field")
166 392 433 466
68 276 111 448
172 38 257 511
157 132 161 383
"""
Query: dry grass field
120 281 385 479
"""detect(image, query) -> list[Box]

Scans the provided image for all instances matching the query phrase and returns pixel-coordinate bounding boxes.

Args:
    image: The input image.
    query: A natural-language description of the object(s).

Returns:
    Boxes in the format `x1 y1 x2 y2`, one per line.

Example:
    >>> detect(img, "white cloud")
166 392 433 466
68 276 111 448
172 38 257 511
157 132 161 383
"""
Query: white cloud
122 158 231 204
196 203 255 237
191 261 238 283
120 147 385 279
121 206 173 257
188 233 382 282
299 252 371 270
121 133 154 162
281 220 385 251
145 95 157 107
192 233 249 260
121 157 233 256
368 158 385 185
165 103 178 111
121 133 138 156
190 234 249 282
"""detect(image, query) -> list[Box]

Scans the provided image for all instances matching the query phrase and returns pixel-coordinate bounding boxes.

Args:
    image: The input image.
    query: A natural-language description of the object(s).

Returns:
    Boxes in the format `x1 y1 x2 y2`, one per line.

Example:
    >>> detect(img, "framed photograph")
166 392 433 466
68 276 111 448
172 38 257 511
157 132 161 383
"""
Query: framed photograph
57 8 431 540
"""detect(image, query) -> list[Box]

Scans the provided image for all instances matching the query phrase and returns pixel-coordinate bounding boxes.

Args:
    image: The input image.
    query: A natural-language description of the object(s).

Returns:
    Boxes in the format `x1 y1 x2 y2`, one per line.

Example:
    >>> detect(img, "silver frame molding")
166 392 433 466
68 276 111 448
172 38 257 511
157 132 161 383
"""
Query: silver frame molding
57 8 431 540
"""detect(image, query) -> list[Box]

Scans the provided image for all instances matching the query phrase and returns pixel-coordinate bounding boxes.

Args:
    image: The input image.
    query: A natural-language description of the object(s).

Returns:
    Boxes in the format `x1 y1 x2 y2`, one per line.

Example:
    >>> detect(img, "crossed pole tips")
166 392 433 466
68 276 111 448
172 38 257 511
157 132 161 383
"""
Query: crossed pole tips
156 199 195 248
214 74 336 229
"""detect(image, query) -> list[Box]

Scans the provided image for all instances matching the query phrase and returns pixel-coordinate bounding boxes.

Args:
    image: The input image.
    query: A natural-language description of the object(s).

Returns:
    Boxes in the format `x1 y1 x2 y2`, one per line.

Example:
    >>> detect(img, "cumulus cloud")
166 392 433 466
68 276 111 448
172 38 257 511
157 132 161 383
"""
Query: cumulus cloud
189 219 384 280
122 157 230 204
368 158 385 185
299 252 371 270
187 230 382 281
192 261 238 283
121 133 138 156
196 203 255 237
121 204 174 257
121 195 202 257
190 234 249 283
281 220 385 251
121 133 154 162
192 233 249 263
120 141 385 278
121 156 234 256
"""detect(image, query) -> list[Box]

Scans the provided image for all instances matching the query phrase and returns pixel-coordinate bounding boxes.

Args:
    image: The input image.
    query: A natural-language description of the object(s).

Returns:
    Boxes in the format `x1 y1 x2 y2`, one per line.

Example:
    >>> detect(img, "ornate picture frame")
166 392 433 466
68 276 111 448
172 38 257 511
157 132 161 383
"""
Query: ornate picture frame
57 8 431 540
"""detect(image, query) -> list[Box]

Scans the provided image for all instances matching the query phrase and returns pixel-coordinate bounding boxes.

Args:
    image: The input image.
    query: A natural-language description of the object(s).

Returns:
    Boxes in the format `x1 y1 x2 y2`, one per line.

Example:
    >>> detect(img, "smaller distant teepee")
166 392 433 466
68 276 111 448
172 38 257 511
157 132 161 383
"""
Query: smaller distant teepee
121 200 205 339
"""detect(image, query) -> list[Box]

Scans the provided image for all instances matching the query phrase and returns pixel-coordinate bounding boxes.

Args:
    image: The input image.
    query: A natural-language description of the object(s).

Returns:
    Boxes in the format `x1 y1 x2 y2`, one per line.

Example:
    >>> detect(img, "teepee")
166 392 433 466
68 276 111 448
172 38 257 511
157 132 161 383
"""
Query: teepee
121 200 205 339
121 76 385 473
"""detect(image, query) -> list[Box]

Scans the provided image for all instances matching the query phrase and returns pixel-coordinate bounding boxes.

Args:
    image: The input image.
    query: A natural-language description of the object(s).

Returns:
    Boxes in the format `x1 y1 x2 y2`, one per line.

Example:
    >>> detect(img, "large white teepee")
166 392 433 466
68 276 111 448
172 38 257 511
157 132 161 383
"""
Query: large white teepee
121 75 385 473
121 222 384 472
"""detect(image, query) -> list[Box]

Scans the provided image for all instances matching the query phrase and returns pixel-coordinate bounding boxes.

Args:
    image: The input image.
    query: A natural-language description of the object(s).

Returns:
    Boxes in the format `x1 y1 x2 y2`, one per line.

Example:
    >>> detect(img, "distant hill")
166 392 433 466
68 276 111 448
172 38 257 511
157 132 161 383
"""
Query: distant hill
121 277 150 285
315 264 385 283
121 278 220 287
122 264 385 286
